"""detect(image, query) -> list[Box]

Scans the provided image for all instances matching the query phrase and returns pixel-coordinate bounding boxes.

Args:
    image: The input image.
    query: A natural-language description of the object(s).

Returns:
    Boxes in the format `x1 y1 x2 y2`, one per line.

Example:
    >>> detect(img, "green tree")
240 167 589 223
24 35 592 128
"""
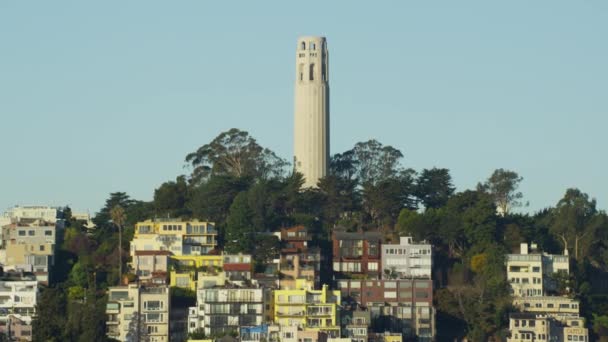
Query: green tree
32 287 67 342
415 168 455 209
153 175 191 218
185 128 288 183
225 192 255 253
110 205 126 284
477 168 524 215
548 188 604 261
347 139 405 185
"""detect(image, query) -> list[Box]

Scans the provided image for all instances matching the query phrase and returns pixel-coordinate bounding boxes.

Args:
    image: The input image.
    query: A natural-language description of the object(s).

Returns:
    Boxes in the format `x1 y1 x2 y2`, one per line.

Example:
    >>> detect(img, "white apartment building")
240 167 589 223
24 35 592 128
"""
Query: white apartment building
507 243 569 297
0 279 38 341
381 237 432 279
106 284 170 342
188 287 266 336
1 206 59 224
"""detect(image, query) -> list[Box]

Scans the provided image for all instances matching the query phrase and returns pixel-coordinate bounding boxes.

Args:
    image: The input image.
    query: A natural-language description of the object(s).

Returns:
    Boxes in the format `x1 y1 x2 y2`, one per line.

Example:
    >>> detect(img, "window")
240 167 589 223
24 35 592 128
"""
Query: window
39 245 45 251
368 262 378 271
147 325 158 333
28 230 35 236
533 266 540 272
301 42 306 50
18 230 26 236
310 42 316 50
299 64 304 81
146 313 162 322
144 300 163 311
45 230 52 236
309 64 315 81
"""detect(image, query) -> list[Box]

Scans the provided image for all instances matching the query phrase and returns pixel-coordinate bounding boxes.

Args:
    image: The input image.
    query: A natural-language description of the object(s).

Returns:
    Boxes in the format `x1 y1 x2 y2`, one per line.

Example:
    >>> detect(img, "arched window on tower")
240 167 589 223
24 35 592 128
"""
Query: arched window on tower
301 42 306 50
311 42 316 50
299 64 304 81
309 64 315 81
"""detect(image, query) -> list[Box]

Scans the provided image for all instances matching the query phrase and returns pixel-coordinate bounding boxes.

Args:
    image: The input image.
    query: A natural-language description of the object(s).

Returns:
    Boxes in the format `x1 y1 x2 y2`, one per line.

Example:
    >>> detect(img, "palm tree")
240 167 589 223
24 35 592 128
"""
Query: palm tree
110 205 126 285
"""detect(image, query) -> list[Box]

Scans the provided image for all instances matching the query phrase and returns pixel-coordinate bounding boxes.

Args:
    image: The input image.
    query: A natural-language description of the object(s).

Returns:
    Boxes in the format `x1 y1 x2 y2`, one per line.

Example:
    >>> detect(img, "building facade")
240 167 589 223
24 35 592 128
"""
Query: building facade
293 36 330 188
0 279 38 341
188 287 267 337
279 226 321 289
1 220 58 284
381 237 432 279
507 243 569 297
106 284 170 342
131 219 218 257
332 232 382 280
273 284 341 337
337 279 435 341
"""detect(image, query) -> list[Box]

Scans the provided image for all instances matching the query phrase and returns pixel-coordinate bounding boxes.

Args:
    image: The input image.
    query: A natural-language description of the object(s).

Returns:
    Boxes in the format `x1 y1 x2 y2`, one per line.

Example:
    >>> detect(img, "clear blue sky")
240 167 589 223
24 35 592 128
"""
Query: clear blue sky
1 1 607 215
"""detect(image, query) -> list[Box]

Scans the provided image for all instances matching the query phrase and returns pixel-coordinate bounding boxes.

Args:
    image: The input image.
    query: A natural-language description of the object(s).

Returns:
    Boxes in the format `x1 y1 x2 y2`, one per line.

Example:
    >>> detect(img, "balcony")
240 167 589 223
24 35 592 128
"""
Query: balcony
276 311 305 317
106 303 120 313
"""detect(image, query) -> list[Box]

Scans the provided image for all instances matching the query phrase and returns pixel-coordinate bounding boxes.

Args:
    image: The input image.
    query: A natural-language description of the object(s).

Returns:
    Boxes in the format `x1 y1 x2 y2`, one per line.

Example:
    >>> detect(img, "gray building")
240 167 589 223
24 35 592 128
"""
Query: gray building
381 237 432 279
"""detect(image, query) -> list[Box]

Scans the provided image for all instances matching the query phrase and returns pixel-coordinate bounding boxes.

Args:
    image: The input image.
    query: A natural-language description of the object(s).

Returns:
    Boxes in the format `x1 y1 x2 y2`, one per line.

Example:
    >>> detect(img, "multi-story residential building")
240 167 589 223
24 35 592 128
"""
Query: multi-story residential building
266 325 329 342
1 220 58 284
131 219 218 257
512 296 581 318
273 284 341 338
507 243 570 297
170 255 223 290
337 279 435 341
106 284 170 342
188 287 267 337
132 250 171 285
506 313 588 342
342 310 370 342
0 277 38 341
1 206 59 224
381 237 432 279
279 226 321 289
332 231 381 280
223 254 253 283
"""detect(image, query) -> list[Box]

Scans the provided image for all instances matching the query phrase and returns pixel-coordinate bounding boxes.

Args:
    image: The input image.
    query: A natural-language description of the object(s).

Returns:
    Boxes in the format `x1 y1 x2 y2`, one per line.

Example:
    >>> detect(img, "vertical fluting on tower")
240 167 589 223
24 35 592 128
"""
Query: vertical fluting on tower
293 36 329 188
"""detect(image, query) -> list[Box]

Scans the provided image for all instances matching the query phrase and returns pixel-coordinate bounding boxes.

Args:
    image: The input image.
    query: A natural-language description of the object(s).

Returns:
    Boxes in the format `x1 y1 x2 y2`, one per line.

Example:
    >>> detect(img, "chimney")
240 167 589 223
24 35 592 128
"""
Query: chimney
520 243 529 255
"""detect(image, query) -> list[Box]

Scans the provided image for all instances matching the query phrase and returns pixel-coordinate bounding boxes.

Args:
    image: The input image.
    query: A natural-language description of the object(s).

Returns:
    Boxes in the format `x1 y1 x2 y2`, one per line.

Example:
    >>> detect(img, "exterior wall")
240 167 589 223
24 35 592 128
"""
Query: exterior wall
337 279 434 340
381 237 432 279
279 226 320 289
133 252 170 285
0 280 38 342
273 285 341 337
188 287 266 336
293 36 329 188
507 314 558 342
132 219 217 257
2 206 58 223
106 284 170 342
170 255 223 290
332 232 382 280
2 222 57 284
223 254 253 282
507 243 570 297
512 296 580 318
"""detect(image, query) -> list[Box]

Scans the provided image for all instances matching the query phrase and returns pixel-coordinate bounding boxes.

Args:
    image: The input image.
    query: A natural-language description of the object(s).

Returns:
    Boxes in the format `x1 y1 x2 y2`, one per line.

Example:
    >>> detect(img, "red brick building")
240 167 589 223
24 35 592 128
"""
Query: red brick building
332 231 382 280
337 279 435 340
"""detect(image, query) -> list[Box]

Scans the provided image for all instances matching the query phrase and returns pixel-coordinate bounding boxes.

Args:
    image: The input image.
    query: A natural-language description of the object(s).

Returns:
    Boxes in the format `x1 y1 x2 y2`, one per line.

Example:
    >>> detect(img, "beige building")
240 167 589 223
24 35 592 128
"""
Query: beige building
1 220 57 284
293 36 329 188
132 250 171 285
507 313 588 342
106 284 170 342
507 243 569 297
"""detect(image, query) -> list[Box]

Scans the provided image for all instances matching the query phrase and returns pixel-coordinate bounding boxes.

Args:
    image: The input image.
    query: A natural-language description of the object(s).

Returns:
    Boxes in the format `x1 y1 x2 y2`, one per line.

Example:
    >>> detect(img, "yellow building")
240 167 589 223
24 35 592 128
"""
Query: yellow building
273 284 341 338
131 219 218 257
169 255 223 290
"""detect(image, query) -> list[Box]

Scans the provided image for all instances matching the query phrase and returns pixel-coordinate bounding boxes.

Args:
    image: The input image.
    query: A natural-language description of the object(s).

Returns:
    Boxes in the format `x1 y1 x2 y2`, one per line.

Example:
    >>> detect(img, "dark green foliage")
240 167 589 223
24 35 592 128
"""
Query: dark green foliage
415 168 455 209
225 192 256 253
185 128 288 183
153 175 191 218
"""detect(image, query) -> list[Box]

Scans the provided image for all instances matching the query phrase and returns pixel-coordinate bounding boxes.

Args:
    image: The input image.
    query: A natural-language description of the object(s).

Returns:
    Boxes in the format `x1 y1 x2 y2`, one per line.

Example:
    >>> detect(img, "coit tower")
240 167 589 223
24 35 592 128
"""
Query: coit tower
293 36 329 188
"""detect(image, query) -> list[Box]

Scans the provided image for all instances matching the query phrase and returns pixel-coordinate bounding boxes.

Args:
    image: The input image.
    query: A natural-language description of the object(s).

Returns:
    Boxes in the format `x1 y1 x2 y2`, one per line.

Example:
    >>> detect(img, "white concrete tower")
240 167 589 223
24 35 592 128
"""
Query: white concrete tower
293 36 329 188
